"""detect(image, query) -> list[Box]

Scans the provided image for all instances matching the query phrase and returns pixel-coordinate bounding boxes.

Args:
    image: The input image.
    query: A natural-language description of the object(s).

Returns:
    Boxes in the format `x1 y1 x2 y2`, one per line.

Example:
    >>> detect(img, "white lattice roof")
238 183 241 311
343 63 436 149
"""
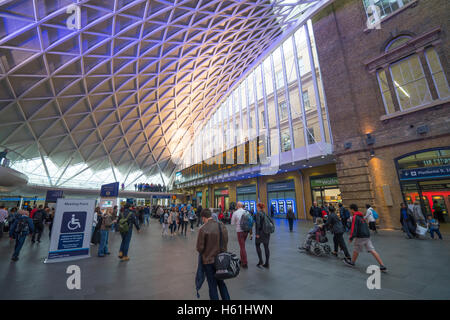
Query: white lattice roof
0 0 320 188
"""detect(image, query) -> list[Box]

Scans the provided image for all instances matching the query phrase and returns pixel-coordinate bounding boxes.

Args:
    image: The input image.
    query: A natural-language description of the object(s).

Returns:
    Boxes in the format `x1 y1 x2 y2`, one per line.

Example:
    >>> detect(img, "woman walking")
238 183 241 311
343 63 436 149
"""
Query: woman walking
168 208 177 236
254 203 271 269
400 202 415 239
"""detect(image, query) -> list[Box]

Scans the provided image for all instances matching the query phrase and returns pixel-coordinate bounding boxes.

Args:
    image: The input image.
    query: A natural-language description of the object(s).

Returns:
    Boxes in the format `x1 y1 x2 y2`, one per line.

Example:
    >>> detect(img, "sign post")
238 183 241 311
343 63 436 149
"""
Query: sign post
44 199 96 264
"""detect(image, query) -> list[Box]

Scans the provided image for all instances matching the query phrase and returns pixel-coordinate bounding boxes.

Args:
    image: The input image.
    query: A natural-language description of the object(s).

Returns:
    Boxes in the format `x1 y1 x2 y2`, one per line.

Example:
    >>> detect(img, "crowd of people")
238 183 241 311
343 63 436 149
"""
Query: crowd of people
134 183 166 192
0 198 445 300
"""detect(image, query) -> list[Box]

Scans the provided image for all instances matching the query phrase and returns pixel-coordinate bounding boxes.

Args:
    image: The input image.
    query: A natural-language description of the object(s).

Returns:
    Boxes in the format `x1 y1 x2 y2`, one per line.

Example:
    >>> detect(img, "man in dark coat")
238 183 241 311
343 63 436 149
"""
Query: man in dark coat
325 207 351 262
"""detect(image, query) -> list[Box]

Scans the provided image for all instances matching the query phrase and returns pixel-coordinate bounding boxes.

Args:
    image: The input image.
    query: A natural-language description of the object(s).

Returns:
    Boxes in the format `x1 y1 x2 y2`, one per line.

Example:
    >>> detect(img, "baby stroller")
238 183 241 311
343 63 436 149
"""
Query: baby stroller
299 224 331 256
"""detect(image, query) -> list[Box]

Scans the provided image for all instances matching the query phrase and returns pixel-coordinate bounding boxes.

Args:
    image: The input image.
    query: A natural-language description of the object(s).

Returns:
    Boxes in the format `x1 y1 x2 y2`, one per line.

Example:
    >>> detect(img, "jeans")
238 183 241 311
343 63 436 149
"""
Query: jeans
402 219 414 238
179 221 187 235
288 219 294 232
98 230 110 256
203 263 230 300
32 223 43 242
237 232 248 265
333 233 350 258
256 241 270 264
169 222 177 234
144 214 150 226
190 220 195 230
119 229 133 256
430 229 442 239
13 235 27 258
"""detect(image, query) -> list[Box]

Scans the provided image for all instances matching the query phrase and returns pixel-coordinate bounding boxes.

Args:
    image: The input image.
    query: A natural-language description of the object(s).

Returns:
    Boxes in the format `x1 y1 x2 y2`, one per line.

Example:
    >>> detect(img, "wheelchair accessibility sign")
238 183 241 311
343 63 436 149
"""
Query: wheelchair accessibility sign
60 212 86 233
45 199 95 264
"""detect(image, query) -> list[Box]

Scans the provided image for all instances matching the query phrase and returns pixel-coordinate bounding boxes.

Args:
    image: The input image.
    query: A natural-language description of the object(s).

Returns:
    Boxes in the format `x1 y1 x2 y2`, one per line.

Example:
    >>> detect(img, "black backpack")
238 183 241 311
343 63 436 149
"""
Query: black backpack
355 215 370 238
214 222 240 280
33 210 44 224
15 218 30 237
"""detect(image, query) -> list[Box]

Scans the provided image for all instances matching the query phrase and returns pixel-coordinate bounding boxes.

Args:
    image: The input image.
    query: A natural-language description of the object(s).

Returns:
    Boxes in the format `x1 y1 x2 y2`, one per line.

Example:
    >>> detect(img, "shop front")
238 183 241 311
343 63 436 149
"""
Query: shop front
236 185 257 213
396 147 450 222
267 180 296 218
214 189 229 212
192 191 202 208
310 174 341 207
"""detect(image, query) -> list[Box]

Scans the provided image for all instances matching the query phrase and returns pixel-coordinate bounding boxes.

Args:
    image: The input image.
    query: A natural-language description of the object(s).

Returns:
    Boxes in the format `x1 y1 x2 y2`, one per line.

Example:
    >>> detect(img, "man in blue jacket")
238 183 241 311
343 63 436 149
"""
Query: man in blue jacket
9 210 34 261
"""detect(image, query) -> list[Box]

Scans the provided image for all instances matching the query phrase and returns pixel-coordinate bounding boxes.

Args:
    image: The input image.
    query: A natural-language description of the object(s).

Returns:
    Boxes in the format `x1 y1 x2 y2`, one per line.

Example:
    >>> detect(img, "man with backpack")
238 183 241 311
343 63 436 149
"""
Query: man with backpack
9 210 34 261
344 204 386 272
118 205 140 261
338 203 350 232
365 204 378 233
31 205 47 243
196 208 230 300
231 202 253 269
325 207 351 263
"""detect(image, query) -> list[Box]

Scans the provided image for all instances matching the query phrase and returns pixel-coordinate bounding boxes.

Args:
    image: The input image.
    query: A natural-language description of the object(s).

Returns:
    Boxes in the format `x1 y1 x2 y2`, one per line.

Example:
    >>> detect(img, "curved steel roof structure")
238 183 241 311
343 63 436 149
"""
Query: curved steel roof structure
0 0 326 189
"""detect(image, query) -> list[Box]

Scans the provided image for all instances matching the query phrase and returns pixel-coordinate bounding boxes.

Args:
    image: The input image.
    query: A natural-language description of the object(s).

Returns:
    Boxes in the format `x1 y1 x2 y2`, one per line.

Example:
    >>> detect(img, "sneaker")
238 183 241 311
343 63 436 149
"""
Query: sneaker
118 251 123 259
331 251 338 257
256 262 263 268
242 264 248 269
262 263 269 269
121 256 130 262
379 265 387 273
11 256 18 261
343 258 355 267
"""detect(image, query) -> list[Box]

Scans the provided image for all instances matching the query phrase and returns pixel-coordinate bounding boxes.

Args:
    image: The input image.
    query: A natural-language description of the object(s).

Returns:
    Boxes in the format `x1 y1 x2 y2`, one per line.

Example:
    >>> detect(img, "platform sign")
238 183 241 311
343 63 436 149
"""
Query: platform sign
44 199 96 264
45 190 64 203
100 182 119 197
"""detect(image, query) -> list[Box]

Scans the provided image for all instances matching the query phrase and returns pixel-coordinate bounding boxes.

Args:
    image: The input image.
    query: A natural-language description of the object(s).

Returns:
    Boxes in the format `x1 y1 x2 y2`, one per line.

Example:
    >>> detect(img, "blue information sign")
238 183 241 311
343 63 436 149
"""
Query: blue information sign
100 182 119 197
45 190 64 203
399 165 450 180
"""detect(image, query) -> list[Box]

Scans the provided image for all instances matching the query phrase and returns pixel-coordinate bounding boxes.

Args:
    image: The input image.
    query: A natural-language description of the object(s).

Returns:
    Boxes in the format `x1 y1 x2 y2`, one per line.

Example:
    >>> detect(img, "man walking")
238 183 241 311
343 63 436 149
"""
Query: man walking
9 210 34 261
286 207 295 232
0 205 8 238
118 205 140 261
231 202 249 268
31 205 47 243
196 208 230 300
344 204 386 272
309 201 321 223
325 207 351 263
338 203 350 232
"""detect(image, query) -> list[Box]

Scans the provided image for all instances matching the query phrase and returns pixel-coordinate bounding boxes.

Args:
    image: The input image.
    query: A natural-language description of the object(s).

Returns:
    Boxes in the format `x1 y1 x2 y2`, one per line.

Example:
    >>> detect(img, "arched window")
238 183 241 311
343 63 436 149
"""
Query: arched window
385 35 412 52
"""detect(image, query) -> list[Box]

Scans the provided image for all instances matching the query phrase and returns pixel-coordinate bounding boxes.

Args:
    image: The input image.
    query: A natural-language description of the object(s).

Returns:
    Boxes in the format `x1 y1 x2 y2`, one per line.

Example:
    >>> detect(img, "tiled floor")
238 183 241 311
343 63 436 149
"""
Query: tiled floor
0 219 449 300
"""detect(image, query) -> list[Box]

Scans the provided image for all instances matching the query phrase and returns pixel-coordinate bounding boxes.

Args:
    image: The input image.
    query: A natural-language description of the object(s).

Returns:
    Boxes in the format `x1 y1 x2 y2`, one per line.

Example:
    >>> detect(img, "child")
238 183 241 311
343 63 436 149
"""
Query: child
428 216 442 240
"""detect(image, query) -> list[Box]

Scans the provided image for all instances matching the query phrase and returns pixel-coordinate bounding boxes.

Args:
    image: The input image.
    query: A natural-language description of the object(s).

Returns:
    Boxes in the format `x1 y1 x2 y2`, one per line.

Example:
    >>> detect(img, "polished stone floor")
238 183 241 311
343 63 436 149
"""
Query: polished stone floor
0 219 449 300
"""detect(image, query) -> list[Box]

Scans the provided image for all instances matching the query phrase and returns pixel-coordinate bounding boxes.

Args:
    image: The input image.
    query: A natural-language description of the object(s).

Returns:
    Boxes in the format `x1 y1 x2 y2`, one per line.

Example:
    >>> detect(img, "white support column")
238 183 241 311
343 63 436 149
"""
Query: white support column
292 31 310 160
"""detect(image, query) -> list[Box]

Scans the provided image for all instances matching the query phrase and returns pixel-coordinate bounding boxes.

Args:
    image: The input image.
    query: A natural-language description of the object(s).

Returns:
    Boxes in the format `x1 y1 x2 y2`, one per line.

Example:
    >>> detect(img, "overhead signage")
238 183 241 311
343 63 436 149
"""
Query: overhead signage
399 165 450 180
45 190 64 203
44 199 96 263
100 182 119 197
236 185 256 194
267 180 295 192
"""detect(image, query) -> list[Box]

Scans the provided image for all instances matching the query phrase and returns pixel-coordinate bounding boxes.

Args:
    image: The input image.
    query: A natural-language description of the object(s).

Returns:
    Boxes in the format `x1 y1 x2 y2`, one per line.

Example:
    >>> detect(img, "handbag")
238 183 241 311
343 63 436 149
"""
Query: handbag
214 222 240 280
416 223 428 236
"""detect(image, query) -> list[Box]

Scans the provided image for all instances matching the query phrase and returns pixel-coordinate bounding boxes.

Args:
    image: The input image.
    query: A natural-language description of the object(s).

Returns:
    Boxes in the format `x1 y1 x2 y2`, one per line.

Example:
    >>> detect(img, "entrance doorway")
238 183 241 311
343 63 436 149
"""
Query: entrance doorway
214 189 229 212
310 175 341 207
396 147 450 223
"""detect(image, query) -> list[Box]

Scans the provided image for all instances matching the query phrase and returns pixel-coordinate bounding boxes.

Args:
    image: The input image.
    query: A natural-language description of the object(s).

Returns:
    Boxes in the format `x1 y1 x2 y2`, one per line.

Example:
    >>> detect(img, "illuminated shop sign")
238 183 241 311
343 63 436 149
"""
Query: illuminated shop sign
310 176 339 187
176 136 266 185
